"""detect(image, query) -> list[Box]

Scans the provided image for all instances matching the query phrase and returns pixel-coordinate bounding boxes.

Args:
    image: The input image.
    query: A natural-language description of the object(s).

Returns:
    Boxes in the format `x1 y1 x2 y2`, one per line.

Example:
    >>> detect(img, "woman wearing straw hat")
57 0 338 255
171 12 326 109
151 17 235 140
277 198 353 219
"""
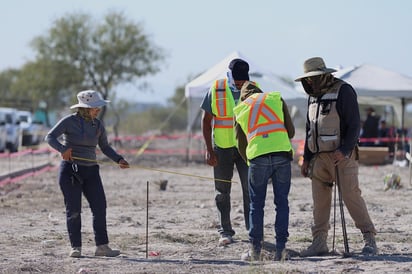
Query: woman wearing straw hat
45 90 129 258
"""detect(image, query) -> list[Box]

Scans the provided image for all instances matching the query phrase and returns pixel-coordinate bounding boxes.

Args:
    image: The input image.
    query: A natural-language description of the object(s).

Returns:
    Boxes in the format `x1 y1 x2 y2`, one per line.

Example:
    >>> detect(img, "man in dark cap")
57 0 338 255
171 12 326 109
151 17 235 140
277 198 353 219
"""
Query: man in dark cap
200 58 252 246
229 58 250 81
296 57 377 256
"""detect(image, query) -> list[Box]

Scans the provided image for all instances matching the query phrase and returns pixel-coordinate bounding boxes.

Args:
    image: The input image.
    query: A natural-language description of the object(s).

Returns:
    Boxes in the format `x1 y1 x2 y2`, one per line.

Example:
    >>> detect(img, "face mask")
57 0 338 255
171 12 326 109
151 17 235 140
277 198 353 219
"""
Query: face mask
301 74 334 97
301 76 322 97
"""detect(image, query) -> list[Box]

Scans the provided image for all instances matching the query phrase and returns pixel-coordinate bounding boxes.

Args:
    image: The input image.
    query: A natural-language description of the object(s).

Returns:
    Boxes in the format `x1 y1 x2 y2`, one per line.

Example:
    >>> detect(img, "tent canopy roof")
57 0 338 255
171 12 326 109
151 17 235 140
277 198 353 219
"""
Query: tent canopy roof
334 64 412 98
184 51 307 132
185 51 306 100
334 64 412 127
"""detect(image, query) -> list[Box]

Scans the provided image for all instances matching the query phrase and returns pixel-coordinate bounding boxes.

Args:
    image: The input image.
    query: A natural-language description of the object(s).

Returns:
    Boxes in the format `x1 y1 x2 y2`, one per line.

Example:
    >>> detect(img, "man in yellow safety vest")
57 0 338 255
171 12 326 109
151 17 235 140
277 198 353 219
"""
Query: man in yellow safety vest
200 58 251 246
234 81 295 261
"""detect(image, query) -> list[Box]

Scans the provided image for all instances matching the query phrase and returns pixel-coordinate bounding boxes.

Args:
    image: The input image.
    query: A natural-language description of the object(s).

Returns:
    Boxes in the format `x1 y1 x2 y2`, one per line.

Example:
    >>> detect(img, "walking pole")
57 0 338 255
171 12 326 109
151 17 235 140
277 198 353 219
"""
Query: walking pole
335 166 350 256
332 182 337 254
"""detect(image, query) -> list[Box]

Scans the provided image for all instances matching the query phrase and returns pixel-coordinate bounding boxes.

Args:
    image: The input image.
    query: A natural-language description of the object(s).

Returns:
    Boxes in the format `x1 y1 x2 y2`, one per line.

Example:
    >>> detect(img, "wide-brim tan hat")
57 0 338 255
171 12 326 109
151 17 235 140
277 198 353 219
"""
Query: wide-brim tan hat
70 90 110 109
294 57 337 81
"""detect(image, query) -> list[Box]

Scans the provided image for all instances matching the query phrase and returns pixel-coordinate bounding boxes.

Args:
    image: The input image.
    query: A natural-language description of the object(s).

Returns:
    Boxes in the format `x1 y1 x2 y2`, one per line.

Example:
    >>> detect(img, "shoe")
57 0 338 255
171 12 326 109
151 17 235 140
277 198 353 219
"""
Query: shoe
241 249 260 261
300 232 329 257
275 249 288 261
362 232 378 255
69 247 81 258
95 244 120 257
218 235 233 246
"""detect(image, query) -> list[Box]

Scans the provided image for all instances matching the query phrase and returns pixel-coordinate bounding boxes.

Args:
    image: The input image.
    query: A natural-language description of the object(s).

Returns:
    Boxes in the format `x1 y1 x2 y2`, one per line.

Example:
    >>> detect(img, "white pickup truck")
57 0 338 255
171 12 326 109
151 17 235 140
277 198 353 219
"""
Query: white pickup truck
0 107 21 152
18 110 45 147
0 111 7 152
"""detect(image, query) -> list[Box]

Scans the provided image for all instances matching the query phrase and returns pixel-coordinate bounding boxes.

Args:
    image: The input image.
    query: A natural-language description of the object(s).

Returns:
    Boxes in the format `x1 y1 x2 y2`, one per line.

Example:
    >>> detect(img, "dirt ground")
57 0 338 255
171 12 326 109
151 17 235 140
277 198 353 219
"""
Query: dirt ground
1 151 412 273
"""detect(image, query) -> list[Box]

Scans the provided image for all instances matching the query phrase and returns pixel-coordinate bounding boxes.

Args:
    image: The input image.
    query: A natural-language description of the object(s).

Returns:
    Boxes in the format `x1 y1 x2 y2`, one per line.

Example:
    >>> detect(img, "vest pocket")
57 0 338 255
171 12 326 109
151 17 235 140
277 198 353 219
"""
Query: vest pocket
319 135 338 141
319 135 339 151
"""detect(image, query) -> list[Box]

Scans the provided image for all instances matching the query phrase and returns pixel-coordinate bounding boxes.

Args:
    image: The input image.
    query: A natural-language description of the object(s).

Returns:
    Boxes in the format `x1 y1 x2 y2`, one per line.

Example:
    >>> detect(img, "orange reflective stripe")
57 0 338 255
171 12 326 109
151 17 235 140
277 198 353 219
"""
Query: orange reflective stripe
215 80 227 116
214 116 233 128
243 94 285 140
248 124 286 140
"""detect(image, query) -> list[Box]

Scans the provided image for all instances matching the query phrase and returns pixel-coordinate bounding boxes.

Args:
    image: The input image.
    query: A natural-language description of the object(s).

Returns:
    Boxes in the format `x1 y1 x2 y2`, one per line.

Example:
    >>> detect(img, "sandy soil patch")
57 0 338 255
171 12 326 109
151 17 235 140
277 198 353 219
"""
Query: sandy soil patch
1 153 412 273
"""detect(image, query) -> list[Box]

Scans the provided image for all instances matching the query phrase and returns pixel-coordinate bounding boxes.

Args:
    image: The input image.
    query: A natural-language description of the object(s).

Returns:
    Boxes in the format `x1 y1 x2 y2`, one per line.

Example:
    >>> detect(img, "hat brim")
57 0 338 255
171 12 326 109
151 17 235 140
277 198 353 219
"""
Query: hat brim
294 68 337 82
70 100 110 109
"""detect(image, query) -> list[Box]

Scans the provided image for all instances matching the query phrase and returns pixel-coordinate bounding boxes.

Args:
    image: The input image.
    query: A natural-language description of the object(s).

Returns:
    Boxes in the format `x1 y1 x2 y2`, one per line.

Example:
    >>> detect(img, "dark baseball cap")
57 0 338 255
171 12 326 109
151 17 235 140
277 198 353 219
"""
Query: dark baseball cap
229 59 249 81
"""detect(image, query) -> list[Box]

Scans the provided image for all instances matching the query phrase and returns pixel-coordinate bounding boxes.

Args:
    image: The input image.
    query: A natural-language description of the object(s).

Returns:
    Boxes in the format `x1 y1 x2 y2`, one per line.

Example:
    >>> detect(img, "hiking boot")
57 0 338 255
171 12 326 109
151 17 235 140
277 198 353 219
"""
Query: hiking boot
362 232 378 255
69 247 81 258
241 248 260 261
95 244 120 257
300 232 329 257
218 235 233 246
275 249 288 261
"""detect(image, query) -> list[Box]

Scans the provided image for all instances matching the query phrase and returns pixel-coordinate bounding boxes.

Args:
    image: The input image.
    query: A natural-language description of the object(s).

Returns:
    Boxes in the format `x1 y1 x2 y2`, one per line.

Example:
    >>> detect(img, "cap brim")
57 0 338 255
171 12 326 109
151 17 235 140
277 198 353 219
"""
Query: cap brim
294 68 336 82
70 100 110 109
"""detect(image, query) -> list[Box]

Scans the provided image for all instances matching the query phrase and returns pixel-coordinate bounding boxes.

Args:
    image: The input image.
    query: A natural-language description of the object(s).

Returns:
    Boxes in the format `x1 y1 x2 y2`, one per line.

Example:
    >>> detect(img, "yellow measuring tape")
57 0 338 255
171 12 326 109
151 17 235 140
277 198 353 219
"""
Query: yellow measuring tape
71 156 236 184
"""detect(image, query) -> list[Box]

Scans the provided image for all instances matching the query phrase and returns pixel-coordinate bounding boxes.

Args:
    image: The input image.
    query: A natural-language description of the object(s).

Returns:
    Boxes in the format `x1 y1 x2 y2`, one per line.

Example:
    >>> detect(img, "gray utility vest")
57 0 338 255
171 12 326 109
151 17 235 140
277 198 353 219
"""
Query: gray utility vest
307 80 345 153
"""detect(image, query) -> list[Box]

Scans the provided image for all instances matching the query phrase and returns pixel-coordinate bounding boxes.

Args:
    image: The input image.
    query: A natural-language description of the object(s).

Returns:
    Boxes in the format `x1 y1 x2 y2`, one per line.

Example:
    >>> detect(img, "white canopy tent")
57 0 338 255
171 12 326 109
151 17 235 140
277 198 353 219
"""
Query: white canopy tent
184 51 307 132
334 64 412 129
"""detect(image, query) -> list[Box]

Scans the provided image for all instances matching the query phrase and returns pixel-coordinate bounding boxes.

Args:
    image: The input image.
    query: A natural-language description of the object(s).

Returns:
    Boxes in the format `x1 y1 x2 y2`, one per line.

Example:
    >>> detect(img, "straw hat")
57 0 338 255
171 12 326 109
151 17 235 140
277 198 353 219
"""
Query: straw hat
70 90 110 109
294 57 336 81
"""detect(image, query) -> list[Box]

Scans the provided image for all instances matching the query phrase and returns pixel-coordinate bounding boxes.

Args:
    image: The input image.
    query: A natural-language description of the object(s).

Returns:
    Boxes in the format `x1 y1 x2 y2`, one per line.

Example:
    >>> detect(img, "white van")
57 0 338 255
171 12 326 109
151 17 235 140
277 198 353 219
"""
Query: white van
18 110 45 146
0 107 21 152
0 112 7 152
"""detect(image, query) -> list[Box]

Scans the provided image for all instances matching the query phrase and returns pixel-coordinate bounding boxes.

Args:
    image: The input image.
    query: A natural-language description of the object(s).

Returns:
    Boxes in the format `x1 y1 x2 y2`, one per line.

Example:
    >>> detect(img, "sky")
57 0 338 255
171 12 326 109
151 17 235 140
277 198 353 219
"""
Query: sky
1 0 412 105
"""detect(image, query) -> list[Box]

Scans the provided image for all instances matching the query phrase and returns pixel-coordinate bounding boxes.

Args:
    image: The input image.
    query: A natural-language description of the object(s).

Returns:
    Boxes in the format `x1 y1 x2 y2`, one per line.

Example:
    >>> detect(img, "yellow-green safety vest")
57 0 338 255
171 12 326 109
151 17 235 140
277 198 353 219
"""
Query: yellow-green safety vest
234 92 292 160
210 79 237 148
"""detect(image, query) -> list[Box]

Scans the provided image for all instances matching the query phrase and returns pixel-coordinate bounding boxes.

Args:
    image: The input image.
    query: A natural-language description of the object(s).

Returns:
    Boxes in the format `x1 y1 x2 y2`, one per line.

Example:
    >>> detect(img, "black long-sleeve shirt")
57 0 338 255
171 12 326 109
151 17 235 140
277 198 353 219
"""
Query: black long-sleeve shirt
303 83 360 162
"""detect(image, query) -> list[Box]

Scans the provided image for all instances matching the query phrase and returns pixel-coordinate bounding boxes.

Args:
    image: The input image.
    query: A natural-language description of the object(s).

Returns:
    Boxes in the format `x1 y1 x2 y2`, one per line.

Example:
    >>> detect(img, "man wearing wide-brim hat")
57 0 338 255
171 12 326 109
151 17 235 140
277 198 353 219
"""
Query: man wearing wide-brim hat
296 57 378 256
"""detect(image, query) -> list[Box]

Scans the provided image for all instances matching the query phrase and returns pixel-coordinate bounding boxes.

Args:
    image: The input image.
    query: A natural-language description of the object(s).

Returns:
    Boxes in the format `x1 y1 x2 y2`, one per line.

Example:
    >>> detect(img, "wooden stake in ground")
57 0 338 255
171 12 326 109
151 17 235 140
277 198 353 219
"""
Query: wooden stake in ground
146 180 149 259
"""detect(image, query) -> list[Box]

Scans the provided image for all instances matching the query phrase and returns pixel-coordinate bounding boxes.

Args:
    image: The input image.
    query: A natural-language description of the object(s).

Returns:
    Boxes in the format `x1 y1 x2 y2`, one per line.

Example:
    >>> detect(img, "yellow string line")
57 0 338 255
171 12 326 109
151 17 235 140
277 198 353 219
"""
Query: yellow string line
136 135 156 157
71 156 236 184
128 97 238 183
136 96 187 157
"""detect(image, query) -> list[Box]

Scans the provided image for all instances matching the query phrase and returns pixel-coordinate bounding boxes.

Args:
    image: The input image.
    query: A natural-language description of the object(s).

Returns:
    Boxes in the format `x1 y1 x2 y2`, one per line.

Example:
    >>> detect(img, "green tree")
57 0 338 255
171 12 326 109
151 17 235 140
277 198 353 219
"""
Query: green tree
27 11 165 120
11 60 82 104
164 84 187 131
10 59 82 125
119 84 188 135
0 69 19 99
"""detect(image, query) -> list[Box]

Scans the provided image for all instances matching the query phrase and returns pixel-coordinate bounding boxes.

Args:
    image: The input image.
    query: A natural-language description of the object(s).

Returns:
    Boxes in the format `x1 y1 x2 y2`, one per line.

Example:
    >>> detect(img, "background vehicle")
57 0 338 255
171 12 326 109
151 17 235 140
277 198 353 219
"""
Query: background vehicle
0 112 7 152
0 107 21 152
18 110 45 146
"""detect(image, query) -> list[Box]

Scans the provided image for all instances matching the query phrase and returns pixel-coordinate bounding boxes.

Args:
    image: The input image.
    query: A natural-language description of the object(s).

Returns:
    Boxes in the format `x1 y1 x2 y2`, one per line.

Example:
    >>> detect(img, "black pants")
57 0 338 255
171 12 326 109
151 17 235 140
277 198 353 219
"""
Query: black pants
213 146 250 236
59 161 108 247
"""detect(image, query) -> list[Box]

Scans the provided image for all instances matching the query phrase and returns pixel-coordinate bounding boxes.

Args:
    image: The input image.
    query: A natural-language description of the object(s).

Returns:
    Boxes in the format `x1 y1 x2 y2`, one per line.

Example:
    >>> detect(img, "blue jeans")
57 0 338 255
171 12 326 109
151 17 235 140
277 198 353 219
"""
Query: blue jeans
213 146 249 236
59 161 108 247
248 153 291 253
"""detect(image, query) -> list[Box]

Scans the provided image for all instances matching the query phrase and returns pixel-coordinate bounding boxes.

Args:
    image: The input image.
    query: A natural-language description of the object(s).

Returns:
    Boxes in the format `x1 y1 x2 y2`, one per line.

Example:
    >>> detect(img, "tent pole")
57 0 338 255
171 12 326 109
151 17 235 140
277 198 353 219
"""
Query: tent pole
401 98 406 131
